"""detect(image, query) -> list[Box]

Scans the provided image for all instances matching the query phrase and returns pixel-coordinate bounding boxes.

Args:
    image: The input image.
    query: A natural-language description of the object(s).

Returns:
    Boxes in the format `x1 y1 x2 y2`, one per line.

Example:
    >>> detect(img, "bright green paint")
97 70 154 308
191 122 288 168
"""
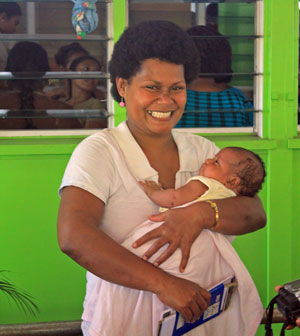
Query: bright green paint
113 0 127 126
1 2 300 336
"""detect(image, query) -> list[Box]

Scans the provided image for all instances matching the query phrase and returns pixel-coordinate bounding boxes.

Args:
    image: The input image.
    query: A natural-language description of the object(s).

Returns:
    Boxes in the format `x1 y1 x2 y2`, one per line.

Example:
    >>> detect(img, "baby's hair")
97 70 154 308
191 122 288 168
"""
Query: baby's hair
0 2 21 18
227 146 266 197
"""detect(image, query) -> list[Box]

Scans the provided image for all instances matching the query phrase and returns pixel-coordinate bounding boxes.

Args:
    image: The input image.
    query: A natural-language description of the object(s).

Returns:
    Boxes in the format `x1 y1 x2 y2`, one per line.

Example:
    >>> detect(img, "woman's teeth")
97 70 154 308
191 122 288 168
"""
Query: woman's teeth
147 111 172 118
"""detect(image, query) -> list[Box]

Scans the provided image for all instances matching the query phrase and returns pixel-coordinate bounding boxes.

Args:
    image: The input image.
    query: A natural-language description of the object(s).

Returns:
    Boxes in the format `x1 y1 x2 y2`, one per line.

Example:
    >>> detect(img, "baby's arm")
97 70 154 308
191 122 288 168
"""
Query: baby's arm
139 179 208 208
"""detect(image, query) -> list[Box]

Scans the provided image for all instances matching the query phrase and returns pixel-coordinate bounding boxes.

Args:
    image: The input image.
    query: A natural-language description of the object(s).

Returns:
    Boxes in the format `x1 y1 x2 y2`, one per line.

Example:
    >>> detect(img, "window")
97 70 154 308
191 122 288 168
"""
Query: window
0 0 113 133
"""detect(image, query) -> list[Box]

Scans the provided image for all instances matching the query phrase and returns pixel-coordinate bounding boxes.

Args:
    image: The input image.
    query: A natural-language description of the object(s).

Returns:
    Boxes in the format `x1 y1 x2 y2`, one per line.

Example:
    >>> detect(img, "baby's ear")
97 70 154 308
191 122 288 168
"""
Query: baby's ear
225 176 240 189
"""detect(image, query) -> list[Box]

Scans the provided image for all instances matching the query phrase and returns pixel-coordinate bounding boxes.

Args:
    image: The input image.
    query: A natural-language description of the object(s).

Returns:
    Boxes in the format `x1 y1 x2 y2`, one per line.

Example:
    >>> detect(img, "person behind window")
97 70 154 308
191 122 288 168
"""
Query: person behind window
0 41 81 129
46 42 89 100
66 55 107 129
0 2 21 71
176 25 253 128
46 42 105 102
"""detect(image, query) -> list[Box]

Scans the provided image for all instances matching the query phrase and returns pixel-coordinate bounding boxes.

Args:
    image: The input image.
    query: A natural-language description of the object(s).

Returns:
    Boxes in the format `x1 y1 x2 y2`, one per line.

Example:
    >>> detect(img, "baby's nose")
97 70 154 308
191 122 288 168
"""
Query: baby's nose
205 158 214 164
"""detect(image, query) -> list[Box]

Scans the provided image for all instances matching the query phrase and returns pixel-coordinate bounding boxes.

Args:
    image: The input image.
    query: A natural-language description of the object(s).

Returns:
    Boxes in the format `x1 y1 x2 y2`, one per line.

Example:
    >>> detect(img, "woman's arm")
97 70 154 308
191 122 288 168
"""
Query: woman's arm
57 186 210 322
133 194 266 272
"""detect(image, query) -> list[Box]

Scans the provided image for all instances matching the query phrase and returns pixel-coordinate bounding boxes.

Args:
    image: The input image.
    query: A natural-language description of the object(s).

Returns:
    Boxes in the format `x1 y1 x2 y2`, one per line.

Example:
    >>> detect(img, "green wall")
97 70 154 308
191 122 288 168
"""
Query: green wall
1 1 300 336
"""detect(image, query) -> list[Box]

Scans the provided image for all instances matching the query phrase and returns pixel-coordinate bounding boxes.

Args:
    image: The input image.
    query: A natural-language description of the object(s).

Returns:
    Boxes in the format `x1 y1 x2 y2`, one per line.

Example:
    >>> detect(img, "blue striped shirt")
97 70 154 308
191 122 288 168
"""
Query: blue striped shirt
176 87 253 128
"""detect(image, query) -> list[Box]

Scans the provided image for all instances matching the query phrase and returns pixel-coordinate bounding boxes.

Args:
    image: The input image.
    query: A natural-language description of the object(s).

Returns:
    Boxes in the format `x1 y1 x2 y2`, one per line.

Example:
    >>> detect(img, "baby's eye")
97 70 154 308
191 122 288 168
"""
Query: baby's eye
215 159 219 164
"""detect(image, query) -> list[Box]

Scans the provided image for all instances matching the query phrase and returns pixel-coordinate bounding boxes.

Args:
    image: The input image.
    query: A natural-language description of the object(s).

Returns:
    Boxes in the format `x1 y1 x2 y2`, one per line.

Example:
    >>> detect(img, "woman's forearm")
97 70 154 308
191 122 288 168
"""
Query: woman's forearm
205 195 266 235
58 188 167 293
57 187 211 322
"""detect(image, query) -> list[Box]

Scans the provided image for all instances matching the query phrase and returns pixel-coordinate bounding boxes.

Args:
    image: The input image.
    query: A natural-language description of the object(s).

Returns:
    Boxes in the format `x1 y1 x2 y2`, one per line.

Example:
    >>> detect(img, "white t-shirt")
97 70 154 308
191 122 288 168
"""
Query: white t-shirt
59 123 263 336
59 121 219 321
60 121 219 243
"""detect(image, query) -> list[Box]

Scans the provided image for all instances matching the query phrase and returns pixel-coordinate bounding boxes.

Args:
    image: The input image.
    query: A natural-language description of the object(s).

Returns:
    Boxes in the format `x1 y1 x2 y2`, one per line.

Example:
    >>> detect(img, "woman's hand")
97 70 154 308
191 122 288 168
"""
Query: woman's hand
133 202 213 272
133 195 266 272
157 274 211 323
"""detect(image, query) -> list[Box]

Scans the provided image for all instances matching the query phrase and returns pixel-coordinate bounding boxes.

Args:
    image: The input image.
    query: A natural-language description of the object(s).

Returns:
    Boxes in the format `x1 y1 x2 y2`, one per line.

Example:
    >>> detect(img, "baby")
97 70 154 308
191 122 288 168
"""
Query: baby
91 147 266 336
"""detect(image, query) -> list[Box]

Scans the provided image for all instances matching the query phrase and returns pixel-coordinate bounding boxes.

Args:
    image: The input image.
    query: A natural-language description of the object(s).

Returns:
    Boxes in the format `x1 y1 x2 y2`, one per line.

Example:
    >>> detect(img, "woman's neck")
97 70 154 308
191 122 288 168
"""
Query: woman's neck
188 77 229 92
127 121 179 189
68 87 92 106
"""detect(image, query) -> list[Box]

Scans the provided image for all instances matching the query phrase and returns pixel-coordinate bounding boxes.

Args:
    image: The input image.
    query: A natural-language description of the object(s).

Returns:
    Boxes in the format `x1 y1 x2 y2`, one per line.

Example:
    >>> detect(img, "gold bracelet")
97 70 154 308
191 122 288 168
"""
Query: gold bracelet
205 200 219 229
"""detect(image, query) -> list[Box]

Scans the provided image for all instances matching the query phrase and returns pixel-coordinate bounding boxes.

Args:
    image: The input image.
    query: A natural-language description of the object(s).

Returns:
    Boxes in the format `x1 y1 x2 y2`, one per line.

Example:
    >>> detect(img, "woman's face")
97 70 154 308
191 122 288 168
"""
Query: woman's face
117 58 186 137
0 14 20 34
72 59 100 93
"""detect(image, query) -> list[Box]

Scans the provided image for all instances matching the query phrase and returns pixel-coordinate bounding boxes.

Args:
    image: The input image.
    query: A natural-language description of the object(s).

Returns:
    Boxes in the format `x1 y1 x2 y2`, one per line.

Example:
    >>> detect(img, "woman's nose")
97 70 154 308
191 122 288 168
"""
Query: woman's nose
157 90 173 104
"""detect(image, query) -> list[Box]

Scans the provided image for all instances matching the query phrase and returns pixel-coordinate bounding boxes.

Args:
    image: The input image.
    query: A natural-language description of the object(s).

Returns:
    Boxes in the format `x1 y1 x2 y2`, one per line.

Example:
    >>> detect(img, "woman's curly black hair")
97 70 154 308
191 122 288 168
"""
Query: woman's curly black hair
54 42 89 69
186 25 233 83
108 20 200 103
0 2 21 18
5 41 50 111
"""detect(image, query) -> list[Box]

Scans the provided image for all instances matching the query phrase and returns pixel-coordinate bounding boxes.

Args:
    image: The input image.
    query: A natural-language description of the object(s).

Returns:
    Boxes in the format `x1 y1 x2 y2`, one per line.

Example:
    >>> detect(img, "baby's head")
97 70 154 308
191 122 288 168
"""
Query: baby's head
200 147 266 196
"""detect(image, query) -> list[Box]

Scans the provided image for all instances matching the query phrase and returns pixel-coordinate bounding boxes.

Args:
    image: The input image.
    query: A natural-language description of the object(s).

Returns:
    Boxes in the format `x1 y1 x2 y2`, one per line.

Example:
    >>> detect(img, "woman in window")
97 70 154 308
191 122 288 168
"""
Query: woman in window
66 55 107 129
176 25 253 128
0 41 81 129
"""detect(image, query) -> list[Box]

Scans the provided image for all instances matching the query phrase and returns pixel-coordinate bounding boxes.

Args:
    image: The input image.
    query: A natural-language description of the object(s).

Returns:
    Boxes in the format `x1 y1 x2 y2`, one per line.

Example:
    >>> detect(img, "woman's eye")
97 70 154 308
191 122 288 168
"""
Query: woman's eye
146 85 158 90
171 86 184 91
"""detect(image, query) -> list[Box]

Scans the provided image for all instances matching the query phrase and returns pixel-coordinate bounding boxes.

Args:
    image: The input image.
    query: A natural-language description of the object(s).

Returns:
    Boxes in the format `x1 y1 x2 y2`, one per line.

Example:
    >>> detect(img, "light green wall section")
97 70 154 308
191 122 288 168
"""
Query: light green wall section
1 1 300 335
0 148 85 323
262 2 299 324
112 0 127 126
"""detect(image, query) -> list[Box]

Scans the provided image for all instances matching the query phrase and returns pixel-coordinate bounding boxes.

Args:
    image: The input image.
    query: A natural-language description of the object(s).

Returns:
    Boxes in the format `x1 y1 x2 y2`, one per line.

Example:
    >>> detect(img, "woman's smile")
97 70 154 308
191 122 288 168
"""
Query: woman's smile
147 110 173 119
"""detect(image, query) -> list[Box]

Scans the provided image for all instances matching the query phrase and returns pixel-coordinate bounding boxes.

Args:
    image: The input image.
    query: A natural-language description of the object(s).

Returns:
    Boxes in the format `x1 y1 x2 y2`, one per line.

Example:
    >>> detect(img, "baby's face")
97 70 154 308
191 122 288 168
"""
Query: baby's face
199 148 240 184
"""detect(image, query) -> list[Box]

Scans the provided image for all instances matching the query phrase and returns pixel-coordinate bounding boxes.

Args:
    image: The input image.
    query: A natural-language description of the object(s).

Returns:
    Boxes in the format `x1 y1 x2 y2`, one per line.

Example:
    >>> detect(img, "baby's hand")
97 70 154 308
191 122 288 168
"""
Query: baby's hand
139 180 162 197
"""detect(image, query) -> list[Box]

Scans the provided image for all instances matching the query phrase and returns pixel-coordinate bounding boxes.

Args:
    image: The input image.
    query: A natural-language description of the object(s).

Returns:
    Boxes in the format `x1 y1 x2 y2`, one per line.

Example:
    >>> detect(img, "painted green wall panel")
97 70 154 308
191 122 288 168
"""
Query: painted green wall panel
0 155 86 323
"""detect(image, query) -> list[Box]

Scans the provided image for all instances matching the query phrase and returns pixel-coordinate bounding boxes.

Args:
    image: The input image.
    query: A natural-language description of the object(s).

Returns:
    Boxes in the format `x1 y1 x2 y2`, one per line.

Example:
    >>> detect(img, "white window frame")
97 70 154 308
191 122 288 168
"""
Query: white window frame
174 0 264 136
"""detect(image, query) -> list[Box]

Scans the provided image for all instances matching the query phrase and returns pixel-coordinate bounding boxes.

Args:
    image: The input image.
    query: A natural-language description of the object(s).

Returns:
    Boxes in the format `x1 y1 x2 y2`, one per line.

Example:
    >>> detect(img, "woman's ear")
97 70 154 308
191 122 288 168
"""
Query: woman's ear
116 77 128 97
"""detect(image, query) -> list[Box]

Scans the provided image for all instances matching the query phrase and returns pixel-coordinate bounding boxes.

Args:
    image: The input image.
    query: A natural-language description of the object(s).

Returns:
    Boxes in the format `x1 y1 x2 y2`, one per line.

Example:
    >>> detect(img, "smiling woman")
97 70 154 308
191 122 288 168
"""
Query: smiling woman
116 59 187 139
57 20 266 336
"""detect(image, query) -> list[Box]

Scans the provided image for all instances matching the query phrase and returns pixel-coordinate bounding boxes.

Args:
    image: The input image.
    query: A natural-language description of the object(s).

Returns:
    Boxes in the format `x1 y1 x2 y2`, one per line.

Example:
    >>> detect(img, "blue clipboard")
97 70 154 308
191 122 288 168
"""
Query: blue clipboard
157 276 236 336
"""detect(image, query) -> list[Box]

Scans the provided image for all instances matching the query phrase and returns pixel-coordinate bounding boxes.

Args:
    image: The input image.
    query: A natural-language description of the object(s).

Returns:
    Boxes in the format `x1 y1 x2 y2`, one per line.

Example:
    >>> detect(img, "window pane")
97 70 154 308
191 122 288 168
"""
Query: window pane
0 1 109 130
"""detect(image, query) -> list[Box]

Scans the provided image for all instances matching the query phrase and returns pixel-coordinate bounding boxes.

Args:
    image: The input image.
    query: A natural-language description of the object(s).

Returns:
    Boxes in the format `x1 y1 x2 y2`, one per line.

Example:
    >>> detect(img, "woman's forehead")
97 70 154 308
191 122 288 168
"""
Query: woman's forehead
135 58 185 82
